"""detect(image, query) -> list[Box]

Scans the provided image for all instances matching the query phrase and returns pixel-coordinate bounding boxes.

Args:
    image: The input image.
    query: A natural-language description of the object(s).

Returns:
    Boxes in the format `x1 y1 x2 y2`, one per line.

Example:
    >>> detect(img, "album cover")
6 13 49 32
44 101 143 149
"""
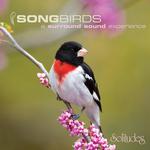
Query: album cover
0 0 149 150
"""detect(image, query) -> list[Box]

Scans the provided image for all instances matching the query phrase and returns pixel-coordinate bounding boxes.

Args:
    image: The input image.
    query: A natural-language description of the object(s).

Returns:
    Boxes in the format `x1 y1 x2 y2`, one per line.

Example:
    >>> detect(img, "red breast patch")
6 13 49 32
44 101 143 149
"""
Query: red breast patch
54 59 76 82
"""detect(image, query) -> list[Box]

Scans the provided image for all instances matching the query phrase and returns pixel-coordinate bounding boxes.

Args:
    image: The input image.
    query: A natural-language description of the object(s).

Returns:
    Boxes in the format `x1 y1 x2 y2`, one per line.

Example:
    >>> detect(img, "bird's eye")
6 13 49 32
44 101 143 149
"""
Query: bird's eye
74 47 81 52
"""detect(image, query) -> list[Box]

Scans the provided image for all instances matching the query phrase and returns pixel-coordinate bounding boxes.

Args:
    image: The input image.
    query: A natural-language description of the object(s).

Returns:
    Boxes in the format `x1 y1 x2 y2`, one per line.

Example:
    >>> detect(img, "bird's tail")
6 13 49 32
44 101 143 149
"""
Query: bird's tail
85 103 102 133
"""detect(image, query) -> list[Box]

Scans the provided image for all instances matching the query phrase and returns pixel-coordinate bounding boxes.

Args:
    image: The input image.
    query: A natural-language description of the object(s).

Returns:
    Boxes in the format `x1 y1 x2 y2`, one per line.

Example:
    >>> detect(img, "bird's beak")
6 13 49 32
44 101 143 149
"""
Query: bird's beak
77 48 88 57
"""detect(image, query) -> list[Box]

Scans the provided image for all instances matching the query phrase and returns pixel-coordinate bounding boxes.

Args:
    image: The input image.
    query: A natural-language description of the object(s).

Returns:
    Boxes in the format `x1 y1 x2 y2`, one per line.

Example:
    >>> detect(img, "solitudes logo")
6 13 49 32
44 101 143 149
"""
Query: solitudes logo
10 12 102 25
110 133 146 145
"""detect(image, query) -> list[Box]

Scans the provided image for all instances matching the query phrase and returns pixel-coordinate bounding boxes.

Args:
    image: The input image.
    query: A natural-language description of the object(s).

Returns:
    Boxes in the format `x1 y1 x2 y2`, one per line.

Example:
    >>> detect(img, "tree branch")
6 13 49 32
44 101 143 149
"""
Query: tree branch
0 26 49 79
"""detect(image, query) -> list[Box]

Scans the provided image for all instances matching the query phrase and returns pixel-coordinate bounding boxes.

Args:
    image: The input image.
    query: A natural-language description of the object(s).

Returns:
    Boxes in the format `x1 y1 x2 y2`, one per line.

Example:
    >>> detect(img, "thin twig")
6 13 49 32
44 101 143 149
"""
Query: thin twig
0 26 49 79
82 133 90 143
0 39 14 47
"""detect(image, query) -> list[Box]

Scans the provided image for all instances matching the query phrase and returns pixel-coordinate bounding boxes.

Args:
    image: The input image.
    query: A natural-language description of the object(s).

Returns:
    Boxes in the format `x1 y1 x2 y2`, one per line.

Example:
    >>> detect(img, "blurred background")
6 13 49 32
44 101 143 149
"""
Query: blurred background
0 0 150 149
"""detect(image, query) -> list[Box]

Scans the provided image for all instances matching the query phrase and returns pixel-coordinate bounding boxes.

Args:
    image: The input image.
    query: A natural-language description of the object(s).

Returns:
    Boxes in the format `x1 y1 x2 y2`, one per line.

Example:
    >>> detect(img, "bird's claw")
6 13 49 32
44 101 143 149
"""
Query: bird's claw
71 114 80 120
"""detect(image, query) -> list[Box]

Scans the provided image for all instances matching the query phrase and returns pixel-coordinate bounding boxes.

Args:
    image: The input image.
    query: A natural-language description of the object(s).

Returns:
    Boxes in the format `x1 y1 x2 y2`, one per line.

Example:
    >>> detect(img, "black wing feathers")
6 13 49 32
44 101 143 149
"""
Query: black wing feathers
81 63 102 112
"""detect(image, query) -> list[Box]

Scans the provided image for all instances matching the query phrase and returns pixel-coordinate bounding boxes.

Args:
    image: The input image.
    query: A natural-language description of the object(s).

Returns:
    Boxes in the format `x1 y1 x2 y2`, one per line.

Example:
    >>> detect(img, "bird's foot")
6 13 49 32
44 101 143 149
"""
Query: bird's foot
71 114 80 120
70 107 85 120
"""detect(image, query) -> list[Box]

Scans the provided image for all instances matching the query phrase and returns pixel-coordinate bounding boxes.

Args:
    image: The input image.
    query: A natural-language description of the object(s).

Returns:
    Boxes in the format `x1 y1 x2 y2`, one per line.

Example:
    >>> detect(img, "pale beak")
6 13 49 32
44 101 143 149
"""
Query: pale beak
77 48 88 57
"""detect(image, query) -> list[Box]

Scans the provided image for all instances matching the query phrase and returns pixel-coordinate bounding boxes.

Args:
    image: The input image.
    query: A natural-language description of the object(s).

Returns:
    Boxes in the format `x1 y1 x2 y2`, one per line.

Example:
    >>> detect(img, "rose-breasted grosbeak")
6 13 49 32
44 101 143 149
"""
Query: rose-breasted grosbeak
49 41 102 132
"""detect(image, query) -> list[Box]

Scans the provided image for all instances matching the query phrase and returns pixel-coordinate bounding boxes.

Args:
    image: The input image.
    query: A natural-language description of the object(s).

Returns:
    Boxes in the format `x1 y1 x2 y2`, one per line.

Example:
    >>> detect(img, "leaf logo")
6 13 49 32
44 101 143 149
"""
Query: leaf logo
10 12 17 25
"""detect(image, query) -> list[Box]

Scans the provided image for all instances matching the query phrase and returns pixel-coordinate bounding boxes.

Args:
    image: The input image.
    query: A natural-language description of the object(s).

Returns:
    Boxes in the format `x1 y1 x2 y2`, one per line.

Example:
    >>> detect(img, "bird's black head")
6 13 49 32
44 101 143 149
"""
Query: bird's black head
55 41 88 66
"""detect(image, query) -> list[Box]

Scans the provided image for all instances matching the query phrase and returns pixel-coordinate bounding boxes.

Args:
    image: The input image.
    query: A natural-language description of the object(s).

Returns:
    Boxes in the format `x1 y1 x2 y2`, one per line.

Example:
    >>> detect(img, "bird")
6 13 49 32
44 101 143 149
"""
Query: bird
49 41 102 132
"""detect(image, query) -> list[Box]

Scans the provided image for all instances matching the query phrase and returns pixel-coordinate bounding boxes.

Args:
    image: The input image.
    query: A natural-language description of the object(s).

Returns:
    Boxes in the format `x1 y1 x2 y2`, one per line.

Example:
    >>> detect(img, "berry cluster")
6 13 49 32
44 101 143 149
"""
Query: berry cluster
58 110 116 150
37 73 50 88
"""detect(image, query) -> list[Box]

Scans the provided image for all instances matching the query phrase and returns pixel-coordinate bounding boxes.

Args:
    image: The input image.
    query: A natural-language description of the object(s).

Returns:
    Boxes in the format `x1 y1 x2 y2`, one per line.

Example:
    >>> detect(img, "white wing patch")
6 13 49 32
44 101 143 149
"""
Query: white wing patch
85 74 93 80
93 92 99 100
